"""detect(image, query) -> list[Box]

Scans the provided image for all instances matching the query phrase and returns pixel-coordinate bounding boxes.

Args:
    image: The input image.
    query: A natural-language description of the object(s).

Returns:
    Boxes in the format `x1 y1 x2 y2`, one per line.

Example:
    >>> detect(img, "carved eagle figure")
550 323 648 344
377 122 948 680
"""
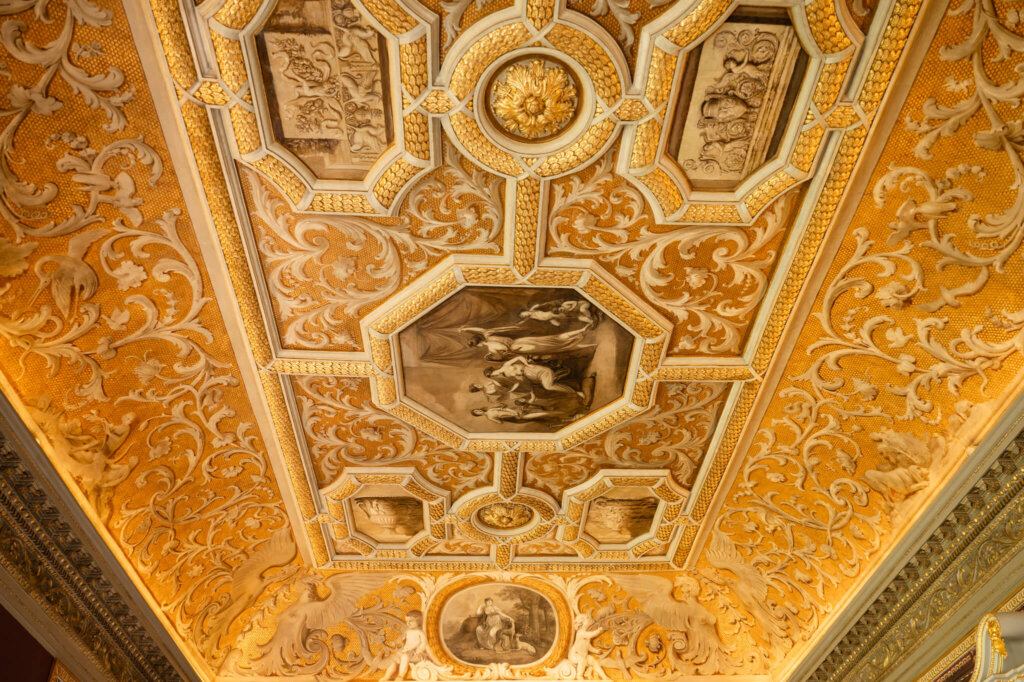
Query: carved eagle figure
252 572 394 674
203 527 297 659
706 530 791 649
612 574 731 674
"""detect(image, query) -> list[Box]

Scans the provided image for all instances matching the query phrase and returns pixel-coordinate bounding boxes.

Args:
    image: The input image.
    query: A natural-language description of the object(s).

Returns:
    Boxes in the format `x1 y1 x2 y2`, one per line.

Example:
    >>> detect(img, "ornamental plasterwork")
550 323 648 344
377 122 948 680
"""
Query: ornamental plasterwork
6 0 1024 679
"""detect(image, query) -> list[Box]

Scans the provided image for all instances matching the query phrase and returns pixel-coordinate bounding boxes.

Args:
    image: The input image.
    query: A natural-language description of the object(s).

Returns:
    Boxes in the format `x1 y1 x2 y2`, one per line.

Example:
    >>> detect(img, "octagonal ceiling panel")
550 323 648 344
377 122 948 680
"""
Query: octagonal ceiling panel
2 0 1020 680
396 285 635 435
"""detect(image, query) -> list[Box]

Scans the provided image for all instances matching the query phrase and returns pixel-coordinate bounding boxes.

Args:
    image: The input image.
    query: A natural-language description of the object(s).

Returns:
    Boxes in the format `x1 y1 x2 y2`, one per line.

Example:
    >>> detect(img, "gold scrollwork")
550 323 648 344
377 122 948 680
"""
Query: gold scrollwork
637 169 684 215
251 156 307 205
545 25 621 102
451 23 531 98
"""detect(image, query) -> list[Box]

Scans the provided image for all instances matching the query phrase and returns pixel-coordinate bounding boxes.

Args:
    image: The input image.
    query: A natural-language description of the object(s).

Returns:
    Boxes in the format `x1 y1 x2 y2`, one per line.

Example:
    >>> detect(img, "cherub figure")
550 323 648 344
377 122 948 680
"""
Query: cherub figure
519 299 597 329
382 610 429 681
568 613 609 680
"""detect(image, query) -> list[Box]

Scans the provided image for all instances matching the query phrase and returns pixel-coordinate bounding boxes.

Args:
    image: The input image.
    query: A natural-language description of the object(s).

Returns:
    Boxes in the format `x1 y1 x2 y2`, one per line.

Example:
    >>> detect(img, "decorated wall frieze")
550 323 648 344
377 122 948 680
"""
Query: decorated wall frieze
218 565 762 679
0 428 184 682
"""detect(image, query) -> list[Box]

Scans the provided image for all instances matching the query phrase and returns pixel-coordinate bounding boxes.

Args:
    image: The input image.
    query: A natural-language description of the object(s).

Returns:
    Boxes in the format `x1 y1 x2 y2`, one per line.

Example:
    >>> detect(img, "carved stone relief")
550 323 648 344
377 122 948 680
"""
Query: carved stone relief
255 0 393 180
670 17 805 189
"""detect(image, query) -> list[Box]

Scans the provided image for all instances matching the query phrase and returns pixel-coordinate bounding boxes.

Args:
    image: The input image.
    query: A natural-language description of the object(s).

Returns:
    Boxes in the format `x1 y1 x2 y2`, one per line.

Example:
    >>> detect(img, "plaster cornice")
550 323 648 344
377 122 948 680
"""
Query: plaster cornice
811 424 1024 680
0 398 187 682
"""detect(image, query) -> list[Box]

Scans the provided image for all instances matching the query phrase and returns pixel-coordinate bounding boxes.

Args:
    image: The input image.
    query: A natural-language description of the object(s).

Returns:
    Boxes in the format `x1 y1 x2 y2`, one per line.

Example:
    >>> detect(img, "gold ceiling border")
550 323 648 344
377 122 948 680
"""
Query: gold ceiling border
145 0 920 578
149 0 330 566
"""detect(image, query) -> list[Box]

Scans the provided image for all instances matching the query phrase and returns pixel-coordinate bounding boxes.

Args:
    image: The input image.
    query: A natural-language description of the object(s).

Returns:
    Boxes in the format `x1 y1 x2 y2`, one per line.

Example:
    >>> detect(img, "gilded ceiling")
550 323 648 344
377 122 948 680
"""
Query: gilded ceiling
1 0 1023 679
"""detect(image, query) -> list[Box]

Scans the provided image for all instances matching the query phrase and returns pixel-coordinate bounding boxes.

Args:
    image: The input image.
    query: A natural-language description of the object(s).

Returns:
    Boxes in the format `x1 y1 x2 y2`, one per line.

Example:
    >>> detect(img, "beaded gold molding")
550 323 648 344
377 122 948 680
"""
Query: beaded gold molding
439 0 626 179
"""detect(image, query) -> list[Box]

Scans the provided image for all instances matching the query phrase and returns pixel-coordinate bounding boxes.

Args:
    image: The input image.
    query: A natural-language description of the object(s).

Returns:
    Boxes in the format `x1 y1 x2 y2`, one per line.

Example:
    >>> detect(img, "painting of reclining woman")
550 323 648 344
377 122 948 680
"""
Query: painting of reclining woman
440 584 556 667
398 287 634 433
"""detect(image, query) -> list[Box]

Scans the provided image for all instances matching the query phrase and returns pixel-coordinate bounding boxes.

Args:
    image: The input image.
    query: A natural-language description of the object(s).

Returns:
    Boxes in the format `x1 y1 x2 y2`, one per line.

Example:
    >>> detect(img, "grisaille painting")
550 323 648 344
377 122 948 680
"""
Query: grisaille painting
350 494 425 544
583 490 660 545
441 584 557 667
398 287 634 434
254 0 393 180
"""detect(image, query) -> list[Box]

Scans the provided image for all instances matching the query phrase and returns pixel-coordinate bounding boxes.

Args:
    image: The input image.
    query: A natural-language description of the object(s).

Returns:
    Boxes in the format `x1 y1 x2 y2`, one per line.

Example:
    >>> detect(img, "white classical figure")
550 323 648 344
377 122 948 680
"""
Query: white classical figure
567 613 609 680
614 574 733 674
382 610 430 681
475 597 516 650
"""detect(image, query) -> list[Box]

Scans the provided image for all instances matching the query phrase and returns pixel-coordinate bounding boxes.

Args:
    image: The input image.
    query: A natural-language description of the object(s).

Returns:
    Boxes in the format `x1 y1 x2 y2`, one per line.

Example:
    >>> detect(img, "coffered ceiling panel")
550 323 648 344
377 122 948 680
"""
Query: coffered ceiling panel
1 0 1022 679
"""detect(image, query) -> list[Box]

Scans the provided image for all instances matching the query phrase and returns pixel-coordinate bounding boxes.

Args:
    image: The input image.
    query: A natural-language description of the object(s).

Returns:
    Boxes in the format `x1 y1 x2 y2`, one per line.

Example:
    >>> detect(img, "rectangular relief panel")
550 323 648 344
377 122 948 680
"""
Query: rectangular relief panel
668 9 807 191
255 0 394 180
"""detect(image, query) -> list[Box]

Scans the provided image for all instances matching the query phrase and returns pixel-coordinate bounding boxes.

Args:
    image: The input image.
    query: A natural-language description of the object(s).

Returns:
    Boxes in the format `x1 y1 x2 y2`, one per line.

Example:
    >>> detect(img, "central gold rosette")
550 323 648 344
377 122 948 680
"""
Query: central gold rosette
490 59 578 140
477 502 535 530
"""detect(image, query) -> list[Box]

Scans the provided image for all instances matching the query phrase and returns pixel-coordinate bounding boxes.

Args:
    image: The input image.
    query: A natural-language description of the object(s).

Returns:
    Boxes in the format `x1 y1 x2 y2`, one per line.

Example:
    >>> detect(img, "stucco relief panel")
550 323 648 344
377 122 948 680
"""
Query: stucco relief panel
254 0 394 180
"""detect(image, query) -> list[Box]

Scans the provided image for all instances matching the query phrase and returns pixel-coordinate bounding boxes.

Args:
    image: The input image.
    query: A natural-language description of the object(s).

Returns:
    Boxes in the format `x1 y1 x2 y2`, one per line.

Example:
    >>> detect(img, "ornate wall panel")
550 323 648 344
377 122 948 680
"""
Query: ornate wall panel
4 0 1024 679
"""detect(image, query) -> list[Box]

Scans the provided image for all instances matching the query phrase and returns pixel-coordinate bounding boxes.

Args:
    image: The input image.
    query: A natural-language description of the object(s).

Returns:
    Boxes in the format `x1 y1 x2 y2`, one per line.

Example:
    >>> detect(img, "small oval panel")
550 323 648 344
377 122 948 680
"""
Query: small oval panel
440 583 557 667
